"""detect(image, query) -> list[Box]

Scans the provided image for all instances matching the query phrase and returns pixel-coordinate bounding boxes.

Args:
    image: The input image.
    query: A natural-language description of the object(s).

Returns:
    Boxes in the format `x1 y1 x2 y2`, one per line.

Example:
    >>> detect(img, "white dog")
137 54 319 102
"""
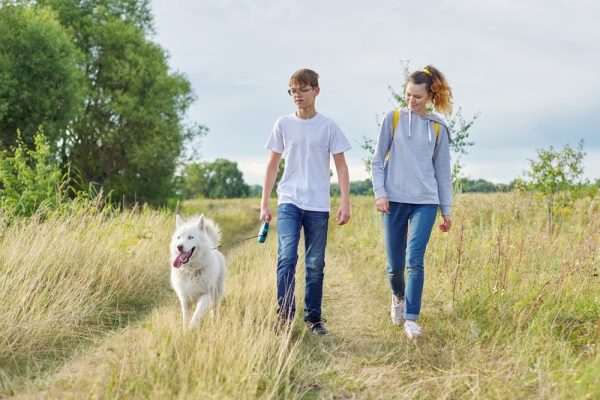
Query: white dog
170 214 226 329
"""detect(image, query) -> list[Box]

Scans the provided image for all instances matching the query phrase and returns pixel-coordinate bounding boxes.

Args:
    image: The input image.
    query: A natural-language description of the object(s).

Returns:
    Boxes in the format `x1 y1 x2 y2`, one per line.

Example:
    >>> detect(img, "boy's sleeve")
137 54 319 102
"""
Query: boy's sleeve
433 125 452 216
371 111 394 199
329 121 352 155
265 119 284 153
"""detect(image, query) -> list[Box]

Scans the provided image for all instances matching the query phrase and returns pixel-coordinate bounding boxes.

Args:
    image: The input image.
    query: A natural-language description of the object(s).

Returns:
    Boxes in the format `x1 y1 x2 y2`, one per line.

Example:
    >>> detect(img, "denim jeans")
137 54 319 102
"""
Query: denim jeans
383 202 437 321
276 203 329 323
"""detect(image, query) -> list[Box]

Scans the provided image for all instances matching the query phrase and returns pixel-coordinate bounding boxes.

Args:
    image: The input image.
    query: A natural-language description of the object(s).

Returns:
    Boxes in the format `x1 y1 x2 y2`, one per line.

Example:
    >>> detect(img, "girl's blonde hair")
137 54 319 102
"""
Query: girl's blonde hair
409 65 453 116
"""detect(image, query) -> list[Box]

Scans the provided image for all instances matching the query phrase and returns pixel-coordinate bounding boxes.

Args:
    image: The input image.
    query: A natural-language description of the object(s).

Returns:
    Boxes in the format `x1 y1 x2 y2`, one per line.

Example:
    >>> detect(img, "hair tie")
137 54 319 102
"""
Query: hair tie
422 68 431 76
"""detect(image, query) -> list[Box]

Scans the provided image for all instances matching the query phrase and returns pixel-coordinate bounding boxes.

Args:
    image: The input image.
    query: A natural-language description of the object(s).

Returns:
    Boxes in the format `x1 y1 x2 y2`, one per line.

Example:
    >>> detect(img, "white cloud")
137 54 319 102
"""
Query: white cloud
151 0 600 187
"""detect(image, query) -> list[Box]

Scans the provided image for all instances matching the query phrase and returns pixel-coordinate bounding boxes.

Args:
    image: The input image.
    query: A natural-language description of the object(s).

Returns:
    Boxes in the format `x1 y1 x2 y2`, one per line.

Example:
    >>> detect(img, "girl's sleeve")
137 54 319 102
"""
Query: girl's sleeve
371 111 394 199
433 125 452 215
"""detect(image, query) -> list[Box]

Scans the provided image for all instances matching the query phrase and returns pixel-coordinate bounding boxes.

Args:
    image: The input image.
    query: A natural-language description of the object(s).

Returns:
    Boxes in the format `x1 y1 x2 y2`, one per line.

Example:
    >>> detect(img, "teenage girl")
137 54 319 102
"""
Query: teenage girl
371 65 453 338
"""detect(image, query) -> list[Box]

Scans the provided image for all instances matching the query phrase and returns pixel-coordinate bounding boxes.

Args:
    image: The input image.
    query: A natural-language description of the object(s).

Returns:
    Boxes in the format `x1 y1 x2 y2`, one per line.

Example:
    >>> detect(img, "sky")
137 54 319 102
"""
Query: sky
149 0 600 185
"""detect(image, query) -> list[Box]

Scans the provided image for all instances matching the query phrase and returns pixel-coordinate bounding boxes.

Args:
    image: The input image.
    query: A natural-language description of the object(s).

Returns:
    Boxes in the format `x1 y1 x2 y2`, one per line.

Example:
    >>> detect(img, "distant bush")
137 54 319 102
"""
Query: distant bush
0 131 107 220
520 140 596 233
0 131 64 217
331 179 373 196
457 178 506 193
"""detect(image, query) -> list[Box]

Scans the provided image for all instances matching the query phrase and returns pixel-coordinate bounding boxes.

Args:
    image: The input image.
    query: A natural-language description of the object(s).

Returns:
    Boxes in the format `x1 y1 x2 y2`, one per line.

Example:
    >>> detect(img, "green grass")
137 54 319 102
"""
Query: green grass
1 194 598 399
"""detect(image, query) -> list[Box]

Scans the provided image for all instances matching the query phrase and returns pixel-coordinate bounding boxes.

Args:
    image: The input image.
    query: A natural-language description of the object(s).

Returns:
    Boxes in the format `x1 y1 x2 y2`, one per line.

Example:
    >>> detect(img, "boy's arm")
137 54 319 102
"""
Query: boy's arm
260 151 282 222
333 152 350 225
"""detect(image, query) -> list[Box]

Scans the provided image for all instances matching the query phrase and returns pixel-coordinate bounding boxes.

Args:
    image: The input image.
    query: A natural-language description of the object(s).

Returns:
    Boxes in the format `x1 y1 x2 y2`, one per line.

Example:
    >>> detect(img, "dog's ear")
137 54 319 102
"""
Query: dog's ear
198 215 205 231
176 214 184 228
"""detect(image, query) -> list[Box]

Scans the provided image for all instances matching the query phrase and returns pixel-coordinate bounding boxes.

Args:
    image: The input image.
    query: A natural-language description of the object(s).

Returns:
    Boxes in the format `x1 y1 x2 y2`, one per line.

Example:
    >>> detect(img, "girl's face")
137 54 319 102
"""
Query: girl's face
404 81 431 115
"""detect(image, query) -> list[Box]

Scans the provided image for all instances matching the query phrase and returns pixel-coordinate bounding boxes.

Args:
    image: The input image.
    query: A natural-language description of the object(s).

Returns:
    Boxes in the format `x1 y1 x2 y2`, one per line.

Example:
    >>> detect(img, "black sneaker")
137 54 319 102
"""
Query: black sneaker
307 320 328 335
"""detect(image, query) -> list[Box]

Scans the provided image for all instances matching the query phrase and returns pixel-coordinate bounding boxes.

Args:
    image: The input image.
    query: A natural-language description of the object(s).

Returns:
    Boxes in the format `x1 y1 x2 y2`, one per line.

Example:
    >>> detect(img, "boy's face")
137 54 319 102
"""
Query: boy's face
289 83 319 111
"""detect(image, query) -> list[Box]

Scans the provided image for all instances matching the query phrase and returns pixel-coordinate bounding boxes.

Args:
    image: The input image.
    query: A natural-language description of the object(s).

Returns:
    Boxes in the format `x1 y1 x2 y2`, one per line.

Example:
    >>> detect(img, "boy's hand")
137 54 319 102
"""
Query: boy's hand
260 207 272 223
375 197 389 214
336 204 350 225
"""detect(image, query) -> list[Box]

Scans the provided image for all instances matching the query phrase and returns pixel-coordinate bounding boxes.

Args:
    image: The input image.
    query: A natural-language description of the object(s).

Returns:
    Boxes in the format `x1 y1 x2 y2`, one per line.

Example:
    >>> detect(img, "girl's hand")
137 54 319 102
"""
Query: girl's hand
439 215 452 232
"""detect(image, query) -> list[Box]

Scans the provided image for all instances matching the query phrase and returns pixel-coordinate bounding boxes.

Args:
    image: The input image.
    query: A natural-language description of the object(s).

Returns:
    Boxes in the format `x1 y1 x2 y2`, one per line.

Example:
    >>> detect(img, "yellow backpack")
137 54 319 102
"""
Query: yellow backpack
386 109 440 160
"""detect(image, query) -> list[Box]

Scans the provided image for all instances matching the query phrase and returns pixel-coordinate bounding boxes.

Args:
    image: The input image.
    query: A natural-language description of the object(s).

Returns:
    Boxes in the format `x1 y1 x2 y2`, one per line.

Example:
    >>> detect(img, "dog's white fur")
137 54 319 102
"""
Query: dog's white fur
170 214 226 329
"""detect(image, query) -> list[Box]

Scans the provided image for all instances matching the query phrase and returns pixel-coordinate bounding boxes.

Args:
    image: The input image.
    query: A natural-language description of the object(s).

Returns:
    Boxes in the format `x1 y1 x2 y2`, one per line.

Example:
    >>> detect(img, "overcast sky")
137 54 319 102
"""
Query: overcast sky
150 0 600 185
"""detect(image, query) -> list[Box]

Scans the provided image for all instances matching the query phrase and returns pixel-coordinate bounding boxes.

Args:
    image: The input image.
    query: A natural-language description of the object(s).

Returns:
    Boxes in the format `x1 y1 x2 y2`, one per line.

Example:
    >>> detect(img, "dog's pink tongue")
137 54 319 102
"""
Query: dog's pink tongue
172 254 184 268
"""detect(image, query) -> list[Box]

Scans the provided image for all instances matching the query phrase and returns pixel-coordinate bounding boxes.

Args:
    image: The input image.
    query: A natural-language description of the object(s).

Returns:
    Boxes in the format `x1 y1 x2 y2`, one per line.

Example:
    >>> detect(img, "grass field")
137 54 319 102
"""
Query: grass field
1 194 598 399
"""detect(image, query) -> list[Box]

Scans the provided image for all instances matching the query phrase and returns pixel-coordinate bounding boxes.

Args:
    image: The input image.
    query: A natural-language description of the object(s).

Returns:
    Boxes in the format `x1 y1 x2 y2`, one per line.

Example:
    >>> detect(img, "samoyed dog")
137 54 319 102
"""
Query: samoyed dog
170 214 226 329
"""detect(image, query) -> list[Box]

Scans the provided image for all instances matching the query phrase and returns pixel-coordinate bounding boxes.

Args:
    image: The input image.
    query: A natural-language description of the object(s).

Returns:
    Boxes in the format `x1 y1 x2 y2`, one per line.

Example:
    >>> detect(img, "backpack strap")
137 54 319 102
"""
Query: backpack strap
386 110 440 160
385 109 400 161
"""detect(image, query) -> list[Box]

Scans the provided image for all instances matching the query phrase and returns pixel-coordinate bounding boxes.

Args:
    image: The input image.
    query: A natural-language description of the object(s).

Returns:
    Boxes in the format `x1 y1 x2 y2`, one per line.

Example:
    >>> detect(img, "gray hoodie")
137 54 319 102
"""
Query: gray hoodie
371 109 452 216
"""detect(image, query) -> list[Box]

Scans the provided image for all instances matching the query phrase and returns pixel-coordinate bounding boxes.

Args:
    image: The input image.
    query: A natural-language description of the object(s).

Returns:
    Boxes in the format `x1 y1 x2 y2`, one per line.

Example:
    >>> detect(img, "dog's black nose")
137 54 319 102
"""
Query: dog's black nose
177 244 183 251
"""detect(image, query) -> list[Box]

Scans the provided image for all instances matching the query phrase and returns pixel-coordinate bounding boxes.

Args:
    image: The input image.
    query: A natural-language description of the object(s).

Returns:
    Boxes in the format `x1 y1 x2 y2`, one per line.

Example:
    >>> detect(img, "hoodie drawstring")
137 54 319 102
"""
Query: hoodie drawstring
407 109 432 143
427 120 432 143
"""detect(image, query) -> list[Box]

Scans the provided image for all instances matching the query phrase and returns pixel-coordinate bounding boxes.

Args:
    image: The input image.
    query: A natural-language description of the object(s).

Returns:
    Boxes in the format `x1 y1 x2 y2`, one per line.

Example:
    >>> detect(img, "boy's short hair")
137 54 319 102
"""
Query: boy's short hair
289 69 319 88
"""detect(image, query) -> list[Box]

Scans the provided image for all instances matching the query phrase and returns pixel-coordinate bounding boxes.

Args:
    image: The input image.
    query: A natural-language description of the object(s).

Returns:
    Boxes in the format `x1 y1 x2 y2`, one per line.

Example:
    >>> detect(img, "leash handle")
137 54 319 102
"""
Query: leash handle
257 221 269 243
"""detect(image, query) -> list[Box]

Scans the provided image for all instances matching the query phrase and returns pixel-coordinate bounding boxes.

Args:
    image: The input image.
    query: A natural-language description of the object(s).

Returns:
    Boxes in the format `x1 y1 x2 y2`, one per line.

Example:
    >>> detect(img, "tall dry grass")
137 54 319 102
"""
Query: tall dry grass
10 238 304 399
291 194 599 399
1 198 305 398
0 207 172 393
2 193 599 399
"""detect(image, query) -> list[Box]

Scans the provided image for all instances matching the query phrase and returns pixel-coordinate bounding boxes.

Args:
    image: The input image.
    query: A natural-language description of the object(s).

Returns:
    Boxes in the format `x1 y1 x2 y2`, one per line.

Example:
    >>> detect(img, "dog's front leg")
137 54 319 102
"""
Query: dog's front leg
189 294 212 329
178 296 190 329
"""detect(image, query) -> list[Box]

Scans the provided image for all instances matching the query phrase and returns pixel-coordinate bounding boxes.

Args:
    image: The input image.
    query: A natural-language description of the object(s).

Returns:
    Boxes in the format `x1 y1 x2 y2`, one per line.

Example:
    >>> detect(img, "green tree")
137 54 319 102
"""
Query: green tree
248 184 262 197
524 140 591 234
184 159 249 199
0 4 83 149
36 0 204 204
182 163 204 199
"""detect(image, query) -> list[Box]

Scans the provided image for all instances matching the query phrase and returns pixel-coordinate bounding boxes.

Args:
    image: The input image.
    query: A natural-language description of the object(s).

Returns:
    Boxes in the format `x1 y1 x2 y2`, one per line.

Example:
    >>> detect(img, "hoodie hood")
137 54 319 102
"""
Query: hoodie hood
404 108 451 144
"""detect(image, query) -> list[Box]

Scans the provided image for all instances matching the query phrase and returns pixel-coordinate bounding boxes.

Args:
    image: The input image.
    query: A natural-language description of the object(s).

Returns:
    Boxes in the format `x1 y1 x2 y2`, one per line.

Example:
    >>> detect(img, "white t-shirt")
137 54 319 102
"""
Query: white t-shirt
265 113 351 212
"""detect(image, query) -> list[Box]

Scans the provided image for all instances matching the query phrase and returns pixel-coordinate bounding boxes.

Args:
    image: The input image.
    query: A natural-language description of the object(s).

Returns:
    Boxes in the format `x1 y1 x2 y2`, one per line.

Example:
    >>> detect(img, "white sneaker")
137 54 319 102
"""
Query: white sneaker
404 320 422 339
390 296 404 325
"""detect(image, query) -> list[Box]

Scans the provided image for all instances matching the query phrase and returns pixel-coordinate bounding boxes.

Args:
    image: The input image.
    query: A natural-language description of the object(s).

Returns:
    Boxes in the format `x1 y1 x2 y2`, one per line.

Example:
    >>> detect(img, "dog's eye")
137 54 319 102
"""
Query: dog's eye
188 235 194 240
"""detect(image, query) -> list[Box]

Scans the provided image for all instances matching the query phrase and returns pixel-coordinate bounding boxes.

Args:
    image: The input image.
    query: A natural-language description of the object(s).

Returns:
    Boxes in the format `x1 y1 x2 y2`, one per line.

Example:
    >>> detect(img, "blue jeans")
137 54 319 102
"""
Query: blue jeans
383 202 437 321
276 203 329 323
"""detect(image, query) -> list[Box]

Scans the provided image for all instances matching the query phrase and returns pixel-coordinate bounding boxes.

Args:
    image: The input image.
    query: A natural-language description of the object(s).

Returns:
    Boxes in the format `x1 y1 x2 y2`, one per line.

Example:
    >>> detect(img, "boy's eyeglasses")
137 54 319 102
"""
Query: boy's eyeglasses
288 87 313 96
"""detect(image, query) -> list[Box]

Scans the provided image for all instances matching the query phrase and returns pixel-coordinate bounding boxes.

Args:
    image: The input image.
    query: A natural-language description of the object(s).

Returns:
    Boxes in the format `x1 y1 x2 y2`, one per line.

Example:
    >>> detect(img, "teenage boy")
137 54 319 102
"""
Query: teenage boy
260 68 351 335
